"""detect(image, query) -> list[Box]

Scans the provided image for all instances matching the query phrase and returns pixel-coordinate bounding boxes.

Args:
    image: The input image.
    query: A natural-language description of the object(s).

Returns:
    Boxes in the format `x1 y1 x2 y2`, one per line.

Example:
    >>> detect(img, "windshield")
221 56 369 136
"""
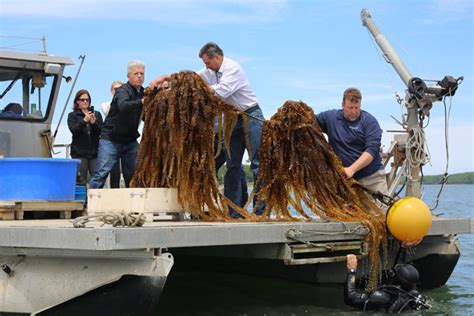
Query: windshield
0 68 57 121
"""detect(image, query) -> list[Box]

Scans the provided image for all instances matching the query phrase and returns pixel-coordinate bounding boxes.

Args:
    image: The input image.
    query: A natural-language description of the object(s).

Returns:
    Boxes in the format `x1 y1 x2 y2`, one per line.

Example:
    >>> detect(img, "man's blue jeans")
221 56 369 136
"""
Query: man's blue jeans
215 135 248 208
89 139 138 189
224 105 266 216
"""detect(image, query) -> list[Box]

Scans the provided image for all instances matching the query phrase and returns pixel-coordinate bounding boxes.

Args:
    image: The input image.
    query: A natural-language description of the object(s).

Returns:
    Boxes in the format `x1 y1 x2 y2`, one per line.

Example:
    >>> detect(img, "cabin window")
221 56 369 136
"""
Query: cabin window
0 69 57 121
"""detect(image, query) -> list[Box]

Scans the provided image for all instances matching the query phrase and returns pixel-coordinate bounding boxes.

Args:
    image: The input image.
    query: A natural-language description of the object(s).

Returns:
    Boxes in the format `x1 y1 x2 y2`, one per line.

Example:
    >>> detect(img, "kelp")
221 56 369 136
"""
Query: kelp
132 72 386 288
131 71 250 220
257 100 387 289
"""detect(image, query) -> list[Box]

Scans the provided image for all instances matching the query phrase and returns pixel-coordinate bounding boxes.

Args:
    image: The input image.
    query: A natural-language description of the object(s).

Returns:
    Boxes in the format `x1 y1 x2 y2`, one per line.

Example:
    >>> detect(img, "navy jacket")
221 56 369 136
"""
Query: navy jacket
317 109 383 180
101 82 144 144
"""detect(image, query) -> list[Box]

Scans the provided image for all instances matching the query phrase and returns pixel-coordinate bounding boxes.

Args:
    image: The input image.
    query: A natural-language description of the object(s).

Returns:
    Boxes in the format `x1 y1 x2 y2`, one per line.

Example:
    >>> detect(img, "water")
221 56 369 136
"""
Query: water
156 185 474 315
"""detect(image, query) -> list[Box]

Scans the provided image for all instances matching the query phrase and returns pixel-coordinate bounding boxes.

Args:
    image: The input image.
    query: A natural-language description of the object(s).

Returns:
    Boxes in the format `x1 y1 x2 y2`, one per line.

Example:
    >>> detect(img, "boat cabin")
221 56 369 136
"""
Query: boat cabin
0 50 73 158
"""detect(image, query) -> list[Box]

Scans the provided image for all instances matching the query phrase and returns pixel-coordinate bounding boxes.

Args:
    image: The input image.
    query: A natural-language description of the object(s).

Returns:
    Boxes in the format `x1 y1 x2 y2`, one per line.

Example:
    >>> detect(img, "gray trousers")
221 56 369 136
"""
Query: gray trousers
358 169 388 195
358 169 388 209
78 157 97 185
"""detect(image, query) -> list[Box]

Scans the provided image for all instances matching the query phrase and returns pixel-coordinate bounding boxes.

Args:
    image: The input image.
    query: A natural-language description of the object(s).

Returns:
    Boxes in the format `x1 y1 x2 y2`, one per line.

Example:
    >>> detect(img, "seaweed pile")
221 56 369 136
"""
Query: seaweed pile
132 72 386 288
257 100 387 288
131 71 250 221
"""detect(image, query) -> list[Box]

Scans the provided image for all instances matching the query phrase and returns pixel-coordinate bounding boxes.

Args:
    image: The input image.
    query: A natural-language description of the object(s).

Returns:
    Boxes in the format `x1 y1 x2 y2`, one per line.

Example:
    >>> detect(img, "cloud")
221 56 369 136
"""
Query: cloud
285 78 392 93
1 0 287 25
415 0 472 25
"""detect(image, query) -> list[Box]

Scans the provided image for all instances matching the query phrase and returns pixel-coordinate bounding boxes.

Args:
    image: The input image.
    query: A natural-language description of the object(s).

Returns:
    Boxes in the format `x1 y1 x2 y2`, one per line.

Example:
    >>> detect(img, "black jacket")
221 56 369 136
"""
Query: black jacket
101 82 144 144
67 110 103 158
344 270 429 313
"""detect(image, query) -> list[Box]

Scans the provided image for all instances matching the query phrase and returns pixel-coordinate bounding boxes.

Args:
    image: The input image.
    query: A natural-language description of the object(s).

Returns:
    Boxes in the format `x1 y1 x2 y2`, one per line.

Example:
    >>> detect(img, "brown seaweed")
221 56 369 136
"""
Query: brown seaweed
257 100 387 289
132 73 386 289
132 71 249 221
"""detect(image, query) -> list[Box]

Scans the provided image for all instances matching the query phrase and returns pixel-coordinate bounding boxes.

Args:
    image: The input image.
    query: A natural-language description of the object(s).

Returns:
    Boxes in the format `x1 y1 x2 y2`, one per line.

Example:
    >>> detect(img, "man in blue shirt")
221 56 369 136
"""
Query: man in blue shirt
317 87 387 195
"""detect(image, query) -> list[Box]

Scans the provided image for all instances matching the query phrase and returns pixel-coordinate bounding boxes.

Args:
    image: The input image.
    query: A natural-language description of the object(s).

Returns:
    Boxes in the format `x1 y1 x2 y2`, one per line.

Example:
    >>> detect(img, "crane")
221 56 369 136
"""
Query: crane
361 9 463 199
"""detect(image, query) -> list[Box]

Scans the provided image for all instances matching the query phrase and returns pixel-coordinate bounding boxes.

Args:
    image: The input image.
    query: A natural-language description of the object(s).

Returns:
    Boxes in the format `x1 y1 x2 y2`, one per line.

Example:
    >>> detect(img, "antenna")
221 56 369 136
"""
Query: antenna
53 55 86 139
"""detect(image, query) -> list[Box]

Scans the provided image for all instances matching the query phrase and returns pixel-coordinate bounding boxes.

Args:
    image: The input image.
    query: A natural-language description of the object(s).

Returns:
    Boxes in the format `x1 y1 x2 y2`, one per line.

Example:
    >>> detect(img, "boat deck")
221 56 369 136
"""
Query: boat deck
0 216 471 251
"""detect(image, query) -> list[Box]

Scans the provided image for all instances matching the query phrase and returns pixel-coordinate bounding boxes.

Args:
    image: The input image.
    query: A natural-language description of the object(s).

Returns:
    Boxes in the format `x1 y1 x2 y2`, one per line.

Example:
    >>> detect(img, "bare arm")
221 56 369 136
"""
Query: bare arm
344 151 374 179
149 74 171 88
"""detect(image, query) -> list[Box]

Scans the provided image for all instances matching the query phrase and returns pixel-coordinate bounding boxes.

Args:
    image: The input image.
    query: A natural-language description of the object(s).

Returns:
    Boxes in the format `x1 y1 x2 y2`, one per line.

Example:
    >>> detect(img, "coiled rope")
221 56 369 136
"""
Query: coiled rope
72 211 147 228
406 126 431 169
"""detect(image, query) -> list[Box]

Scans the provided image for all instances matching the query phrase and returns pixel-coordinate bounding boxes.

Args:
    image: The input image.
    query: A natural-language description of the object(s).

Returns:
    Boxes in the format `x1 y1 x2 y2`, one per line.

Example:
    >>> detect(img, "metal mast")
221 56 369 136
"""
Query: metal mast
361 9 462 198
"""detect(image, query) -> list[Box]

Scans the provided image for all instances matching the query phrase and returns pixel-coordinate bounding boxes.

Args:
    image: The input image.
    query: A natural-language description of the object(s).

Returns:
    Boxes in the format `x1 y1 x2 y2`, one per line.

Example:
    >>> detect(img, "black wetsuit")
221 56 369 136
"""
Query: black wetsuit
344 270 429 313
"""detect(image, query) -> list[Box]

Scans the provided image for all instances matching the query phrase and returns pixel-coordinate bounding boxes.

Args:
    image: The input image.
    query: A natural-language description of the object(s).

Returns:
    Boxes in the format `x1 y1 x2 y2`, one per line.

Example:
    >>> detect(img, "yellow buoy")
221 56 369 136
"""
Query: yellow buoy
386 197 432 242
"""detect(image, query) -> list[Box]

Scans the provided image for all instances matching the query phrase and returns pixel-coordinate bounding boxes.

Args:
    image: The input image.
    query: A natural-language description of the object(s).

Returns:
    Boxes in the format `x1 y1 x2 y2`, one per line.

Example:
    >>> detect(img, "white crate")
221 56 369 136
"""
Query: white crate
87 188 184 221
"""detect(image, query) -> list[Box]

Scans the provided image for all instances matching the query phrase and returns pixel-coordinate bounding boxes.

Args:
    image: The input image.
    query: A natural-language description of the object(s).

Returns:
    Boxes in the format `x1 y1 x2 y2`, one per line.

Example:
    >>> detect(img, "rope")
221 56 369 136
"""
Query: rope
365 28 403 106
72 211 147 228
240 109 266 122
430 92 453 210
0 35 44 53
406 126 431 169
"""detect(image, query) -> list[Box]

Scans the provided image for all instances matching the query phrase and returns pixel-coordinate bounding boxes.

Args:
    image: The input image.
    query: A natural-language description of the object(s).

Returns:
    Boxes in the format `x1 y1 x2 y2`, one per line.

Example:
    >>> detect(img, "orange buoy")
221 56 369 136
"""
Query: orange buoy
386 197 432 242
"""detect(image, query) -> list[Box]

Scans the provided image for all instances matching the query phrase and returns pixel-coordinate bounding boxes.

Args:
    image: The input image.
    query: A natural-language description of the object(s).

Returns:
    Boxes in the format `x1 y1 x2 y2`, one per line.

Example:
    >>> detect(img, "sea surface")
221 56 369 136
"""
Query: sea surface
156 185 474 315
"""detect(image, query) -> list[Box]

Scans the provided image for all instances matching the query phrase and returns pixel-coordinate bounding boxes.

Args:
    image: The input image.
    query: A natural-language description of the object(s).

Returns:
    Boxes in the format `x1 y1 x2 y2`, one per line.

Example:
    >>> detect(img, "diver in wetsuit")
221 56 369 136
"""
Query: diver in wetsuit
344 254 430 313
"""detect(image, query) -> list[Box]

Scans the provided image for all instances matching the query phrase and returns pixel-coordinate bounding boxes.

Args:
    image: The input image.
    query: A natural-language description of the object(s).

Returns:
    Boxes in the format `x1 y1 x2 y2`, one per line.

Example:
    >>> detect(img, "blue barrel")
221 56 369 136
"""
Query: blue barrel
75 185 87 202
0 158 80 201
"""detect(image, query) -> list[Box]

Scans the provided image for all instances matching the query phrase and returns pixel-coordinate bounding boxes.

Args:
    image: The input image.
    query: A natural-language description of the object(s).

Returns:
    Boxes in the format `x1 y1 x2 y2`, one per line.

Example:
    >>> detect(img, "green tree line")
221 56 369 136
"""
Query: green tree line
218 167 473 185
421 172 474 185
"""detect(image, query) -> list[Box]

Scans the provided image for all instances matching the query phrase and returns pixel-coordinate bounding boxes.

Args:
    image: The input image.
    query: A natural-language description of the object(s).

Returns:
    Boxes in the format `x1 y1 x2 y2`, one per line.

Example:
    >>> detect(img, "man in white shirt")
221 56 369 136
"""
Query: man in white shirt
197 42 266 217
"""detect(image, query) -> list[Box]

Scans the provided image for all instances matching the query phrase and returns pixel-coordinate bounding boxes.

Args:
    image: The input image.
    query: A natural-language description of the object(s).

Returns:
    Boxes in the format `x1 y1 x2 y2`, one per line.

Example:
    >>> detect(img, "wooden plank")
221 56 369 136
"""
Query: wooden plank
0 200 83 220
19 201 84 211
15 210 24 220
0 211 15 220
0 201 17 208
0 202 18 220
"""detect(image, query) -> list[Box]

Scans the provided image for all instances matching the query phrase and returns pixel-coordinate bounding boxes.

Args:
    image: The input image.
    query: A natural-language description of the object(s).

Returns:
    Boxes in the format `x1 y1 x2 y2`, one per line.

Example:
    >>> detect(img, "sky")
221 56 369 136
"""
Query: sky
1 0 473 175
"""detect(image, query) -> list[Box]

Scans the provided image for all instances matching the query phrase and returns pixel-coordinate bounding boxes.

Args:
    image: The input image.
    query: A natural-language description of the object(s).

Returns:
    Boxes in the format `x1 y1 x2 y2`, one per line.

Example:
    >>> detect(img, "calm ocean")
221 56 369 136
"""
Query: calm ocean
157 185 474 315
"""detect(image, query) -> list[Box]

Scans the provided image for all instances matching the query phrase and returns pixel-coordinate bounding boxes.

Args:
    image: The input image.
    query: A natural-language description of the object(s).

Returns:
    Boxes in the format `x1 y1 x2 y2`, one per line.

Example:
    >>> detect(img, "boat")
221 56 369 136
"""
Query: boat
0 49 175 315
0 9 471 315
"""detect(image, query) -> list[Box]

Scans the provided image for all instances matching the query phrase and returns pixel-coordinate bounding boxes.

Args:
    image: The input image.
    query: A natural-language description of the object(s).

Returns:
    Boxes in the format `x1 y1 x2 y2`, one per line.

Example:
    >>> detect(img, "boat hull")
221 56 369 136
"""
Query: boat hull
39 275 167 316
170 234 460 289
0 251 174 315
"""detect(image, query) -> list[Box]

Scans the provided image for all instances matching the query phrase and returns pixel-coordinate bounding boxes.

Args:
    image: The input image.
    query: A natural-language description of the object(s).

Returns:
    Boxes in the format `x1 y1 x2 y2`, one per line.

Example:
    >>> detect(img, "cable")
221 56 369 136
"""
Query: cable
430 91 453 210
0 35 44 53
365 28 403 106
0 35 42 40
393 179 406 199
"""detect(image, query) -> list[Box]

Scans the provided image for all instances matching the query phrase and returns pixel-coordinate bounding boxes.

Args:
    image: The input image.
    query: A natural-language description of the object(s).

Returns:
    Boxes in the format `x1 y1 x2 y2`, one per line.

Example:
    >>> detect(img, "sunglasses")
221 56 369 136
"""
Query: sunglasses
78 98 90 102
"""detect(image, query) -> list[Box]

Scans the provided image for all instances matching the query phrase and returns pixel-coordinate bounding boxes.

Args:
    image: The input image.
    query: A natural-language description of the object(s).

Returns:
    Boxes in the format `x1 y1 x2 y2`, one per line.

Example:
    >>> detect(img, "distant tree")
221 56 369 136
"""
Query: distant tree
422 172 473 185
